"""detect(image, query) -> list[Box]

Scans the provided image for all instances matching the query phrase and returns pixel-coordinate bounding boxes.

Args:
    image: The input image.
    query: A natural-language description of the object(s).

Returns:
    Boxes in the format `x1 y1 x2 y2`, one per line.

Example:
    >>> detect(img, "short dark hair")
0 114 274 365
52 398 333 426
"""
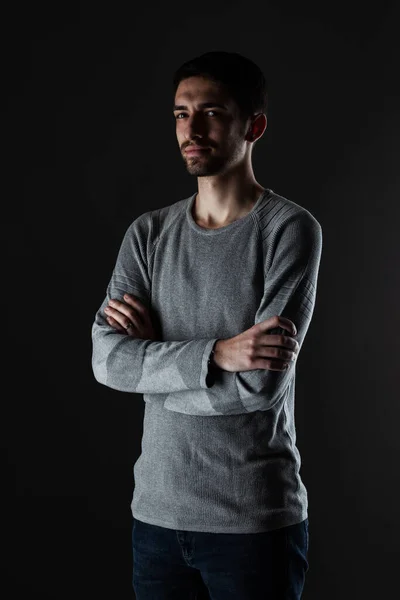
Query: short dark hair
172 51 268 125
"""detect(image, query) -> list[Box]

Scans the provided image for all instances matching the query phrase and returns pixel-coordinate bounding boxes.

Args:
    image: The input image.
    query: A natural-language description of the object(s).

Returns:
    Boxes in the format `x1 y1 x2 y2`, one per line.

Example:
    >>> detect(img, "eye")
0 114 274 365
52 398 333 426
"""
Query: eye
174 110 218 120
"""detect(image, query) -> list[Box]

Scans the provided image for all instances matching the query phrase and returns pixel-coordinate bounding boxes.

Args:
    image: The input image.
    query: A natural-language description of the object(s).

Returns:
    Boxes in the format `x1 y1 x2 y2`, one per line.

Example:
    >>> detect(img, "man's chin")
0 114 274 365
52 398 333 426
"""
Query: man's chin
186 168 208 176
184 158 226 177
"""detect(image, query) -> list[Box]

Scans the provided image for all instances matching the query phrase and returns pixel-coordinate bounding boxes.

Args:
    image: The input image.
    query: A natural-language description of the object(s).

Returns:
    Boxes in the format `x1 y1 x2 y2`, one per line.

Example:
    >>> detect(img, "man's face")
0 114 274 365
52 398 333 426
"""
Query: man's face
173 76 249 177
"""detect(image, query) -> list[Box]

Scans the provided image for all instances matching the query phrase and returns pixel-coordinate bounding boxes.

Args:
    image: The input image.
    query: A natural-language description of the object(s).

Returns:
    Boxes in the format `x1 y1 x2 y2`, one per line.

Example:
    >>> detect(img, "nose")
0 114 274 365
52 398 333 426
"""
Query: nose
183 114 206 141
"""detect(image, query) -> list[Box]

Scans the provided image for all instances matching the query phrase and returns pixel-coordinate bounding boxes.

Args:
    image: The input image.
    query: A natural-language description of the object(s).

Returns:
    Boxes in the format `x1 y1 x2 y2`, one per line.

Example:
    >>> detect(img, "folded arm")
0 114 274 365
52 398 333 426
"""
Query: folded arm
92 211 322 413
92 304 218 394
162 211 323 415
91 217 219 394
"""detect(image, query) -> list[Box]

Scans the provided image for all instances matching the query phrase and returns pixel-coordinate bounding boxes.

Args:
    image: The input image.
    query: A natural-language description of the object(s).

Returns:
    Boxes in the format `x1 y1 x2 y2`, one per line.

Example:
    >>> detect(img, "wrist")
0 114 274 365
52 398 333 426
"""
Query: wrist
209 340 222 369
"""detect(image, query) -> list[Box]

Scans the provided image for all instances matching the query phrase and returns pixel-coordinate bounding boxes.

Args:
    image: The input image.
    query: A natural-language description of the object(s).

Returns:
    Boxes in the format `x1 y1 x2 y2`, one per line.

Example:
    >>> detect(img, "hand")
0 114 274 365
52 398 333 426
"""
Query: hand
104 294 158 340
213 315 299 373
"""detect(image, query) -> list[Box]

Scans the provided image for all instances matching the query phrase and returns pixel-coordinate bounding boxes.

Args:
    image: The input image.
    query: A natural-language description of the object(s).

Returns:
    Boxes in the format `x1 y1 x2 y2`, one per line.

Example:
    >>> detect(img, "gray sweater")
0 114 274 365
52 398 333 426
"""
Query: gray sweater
91 188 323 533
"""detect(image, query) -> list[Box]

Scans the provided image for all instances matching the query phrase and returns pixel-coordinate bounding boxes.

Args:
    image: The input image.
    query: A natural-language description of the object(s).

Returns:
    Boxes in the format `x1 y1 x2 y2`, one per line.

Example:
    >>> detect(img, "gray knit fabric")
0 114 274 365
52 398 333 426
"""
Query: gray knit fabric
91 188 323 533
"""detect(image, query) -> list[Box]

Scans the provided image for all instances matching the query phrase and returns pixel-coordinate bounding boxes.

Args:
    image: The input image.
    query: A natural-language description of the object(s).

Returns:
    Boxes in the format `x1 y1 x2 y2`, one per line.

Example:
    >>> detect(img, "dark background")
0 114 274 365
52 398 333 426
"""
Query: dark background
3 1 399 598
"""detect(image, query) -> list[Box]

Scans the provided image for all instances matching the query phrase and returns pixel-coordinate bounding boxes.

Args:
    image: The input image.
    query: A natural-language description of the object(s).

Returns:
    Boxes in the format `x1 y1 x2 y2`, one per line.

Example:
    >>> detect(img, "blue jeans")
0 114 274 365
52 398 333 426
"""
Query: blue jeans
132 517 309 599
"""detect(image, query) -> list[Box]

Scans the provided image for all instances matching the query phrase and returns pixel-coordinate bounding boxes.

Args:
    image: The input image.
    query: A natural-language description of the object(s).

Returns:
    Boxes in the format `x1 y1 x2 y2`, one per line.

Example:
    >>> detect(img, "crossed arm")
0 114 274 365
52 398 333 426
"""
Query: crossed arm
91 210 322 414
103 293 299 373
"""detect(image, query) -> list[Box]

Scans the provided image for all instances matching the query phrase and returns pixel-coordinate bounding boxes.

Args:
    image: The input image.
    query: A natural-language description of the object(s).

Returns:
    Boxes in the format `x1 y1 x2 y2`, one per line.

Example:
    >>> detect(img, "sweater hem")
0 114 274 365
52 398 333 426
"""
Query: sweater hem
131 508 308 534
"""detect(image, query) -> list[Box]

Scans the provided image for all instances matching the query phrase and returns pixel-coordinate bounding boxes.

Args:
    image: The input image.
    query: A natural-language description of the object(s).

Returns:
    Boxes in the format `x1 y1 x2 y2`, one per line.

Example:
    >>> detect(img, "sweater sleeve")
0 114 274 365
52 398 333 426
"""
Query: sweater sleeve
91 215 219 394
232 211 323 411
162 210 323 415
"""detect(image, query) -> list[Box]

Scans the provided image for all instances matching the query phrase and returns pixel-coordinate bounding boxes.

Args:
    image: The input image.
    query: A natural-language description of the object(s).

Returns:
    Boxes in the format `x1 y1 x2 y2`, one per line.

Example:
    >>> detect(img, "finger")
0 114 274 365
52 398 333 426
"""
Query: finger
105 305 141 330
106 314 138 336
253 357 291 371
106 315 126 332
123 294 148 320
268 361 291 371
278 317 297 335
267 326 287 337
265 317 296 336
108 298 133 320
264 332 299 352
257 341 296 361
107 299 142 326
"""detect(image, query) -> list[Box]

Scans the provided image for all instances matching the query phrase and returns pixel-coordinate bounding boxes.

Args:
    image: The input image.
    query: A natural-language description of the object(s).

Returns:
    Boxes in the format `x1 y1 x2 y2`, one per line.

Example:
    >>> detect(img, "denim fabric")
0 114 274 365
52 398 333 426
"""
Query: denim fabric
132 517 309 599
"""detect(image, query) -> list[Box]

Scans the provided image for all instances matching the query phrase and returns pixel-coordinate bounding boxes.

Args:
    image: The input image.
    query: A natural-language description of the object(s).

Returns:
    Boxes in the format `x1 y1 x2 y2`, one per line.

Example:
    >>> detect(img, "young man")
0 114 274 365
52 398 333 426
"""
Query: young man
91 51 323 599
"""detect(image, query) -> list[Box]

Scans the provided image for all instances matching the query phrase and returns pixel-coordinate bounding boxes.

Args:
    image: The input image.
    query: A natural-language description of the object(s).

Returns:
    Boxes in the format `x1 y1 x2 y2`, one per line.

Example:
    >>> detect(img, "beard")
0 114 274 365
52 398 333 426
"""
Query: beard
182 144 243 177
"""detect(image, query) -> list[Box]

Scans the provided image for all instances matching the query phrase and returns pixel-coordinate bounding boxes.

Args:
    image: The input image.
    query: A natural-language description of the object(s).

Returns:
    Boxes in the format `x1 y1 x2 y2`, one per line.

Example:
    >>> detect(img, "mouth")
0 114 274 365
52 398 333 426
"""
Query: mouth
185 147 211 156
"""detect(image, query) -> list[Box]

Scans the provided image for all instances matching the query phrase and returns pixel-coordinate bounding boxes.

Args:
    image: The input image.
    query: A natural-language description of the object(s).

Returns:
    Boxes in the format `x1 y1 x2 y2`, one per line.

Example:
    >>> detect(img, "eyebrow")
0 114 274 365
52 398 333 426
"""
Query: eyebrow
173 102 228 111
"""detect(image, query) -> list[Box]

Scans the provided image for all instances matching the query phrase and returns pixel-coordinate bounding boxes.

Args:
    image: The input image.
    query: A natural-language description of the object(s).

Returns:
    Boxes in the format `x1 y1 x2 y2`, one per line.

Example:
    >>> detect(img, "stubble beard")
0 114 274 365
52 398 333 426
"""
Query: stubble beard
183 146 241 177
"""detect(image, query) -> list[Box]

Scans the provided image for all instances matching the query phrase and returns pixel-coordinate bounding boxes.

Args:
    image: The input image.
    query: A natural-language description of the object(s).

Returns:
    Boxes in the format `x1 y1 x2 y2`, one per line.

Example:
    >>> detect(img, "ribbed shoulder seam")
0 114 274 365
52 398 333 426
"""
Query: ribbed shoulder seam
252 191 321 280
147 198 188 263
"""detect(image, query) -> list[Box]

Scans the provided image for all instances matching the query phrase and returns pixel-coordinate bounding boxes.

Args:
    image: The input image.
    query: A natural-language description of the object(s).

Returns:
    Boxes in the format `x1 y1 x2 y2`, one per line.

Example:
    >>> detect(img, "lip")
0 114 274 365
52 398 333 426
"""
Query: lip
185 147 210 154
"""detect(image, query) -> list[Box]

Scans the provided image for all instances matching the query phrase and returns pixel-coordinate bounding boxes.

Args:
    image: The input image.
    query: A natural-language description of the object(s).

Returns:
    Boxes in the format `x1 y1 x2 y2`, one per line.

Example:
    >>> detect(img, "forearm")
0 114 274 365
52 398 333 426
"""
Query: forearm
163 337 295 416
91 314 218 394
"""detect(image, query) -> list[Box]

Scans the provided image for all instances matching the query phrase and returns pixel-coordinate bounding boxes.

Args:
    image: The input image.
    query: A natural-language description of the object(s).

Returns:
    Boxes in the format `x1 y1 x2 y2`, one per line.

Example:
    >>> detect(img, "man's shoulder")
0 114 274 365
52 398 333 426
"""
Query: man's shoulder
258 189 322 232
132 193 191 226
122 193 192 247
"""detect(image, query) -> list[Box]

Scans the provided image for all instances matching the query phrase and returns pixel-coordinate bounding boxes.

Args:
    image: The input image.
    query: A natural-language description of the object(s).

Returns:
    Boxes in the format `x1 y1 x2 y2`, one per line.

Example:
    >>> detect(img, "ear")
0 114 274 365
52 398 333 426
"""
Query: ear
246 113 267 142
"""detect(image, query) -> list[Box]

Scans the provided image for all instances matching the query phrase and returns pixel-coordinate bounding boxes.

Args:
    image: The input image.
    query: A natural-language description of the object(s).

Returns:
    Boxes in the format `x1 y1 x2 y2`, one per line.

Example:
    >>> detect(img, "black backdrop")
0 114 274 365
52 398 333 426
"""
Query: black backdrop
3 1 400 598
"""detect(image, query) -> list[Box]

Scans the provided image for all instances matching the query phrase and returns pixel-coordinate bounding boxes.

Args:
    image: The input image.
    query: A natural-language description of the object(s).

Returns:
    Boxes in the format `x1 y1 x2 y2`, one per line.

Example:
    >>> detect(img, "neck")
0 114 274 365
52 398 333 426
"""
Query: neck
193 175 265 228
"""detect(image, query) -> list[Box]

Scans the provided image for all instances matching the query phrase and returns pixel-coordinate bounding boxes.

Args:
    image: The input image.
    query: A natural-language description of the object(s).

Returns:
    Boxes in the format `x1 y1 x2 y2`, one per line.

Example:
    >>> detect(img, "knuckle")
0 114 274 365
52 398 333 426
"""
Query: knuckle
246 346 253 360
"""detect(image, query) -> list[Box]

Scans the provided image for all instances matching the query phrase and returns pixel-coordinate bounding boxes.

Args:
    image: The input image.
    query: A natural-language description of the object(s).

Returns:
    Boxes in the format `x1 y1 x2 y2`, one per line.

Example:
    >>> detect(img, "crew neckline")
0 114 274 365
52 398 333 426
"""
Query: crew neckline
186 188 273 235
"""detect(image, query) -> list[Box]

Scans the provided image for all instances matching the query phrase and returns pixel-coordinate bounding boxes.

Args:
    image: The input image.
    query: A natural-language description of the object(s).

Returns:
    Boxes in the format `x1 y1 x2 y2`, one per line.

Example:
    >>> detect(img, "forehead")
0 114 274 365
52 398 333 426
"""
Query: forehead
174 76 234 108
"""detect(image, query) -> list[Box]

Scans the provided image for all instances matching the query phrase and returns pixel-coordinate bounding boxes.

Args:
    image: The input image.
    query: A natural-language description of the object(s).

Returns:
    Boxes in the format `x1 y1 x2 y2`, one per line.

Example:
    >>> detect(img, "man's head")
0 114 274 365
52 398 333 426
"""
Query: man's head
172 51 268 177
